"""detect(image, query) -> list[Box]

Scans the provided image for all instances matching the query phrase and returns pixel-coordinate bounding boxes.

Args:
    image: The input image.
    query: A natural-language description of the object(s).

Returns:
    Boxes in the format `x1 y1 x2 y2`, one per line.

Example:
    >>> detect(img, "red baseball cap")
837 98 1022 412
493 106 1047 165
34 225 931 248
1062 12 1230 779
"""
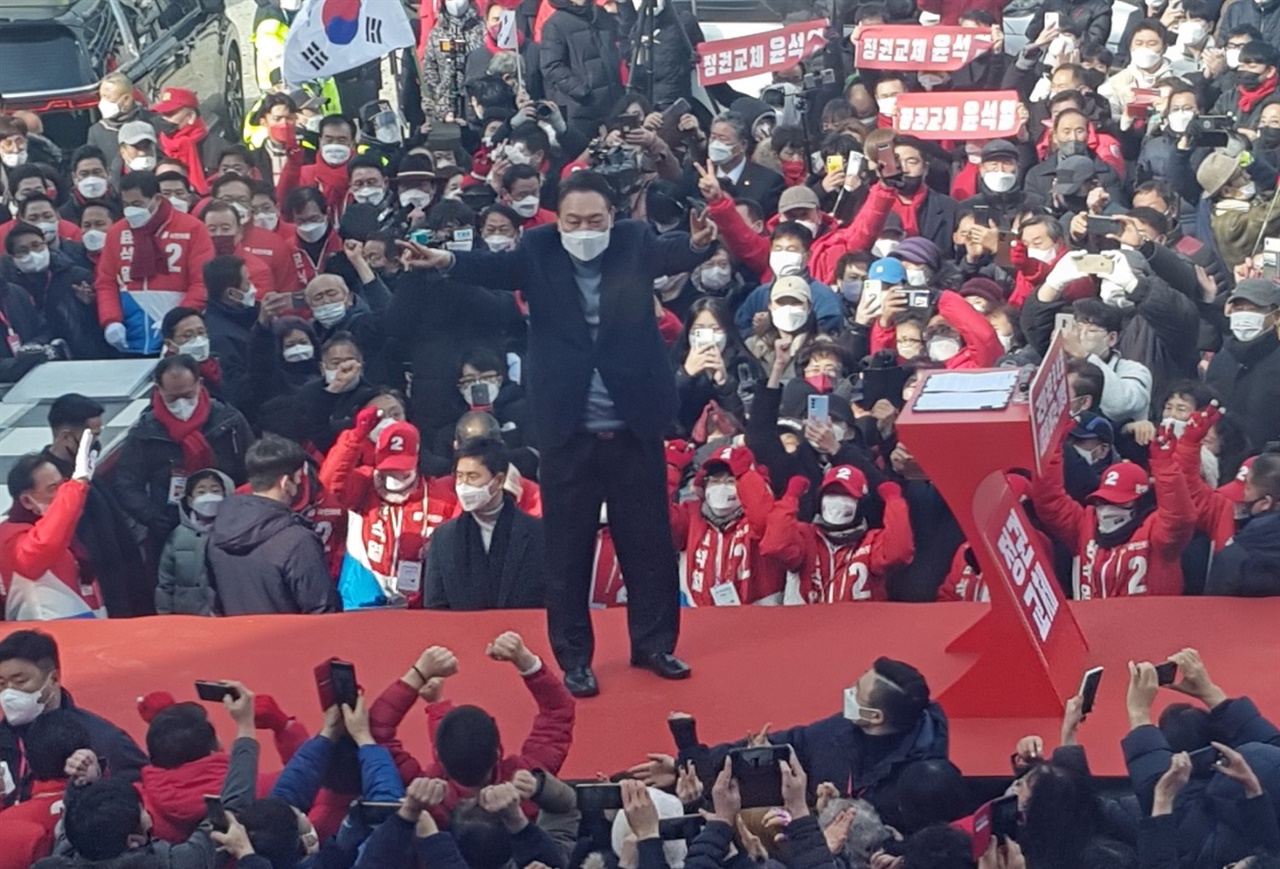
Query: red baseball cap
375 422 419 472
151 87 199 115
820 465 868 498
1088 461 1150 504
1217 455 1255 502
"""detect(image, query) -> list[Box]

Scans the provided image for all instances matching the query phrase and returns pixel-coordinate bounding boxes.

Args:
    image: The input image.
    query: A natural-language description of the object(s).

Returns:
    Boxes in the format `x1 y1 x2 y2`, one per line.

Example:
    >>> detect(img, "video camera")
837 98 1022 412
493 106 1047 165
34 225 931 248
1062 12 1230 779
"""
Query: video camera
588 141 646 207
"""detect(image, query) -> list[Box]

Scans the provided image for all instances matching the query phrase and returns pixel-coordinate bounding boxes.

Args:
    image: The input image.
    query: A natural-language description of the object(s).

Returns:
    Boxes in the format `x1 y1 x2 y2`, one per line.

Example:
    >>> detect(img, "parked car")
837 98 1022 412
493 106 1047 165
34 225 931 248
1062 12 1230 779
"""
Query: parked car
0 0 244 154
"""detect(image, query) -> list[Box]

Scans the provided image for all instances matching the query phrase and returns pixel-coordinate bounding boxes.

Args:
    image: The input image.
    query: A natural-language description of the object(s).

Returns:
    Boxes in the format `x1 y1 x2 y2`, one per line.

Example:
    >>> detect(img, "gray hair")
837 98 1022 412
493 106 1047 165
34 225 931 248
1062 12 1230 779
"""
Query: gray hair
486 51 522 78
711 111 749 147
100 71 134 91
818 798 886 869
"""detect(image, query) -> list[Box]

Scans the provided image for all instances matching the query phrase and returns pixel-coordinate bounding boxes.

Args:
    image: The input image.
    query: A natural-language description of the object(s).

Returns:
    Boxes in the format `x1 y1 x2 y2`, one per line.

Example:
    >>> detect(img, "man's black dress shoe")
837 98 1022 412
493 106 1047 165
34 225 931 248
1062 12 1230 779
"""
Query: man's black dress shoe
631 652 691 680
564 666 599 697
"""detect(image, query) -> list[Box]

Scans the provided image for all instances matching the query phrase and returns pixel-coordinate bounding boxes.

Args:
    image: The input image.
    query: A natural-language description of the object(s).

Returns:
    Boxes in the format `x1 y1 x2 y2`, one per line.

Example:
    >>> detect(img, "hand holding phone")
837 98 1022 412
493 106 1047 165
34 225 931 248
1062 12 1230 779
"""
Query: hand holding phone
204 795 230 833
807 394 830 424
195 681 239 703
1154 661 1178 686
1078 666 1104 716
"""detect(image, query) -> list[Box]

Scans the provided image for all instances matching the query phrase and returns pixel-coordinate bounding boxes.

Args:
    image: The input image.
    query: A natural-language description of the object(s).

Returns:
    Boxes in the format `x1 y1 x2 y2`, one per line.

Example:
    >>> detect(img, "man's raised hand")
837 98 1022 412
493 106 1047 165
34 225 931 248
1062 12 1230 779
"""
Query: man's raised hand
397 238 454 270
486 631 539 673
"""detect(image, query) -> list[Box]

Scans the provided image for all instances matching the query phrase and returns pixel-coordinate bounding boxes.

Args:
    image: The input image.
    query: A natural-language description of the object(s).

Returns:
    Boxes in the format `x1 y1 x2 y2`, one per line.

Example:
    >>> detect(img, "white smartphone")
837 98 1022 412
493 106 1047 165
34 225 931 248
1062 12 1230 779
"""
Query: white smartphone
863 278 884 314
1045 11 1060 30
847 150 865 175
807 394 830 423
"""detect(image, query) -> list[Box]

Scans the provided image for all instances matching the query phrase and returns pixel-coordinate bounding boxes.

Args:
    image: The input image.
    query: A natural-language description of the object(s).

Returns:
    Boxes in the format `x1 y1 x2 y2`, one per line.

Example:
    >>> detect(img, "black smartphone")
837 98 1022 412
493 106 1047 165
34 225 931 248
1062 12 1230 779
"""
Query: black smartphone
729 744 790 809
469 382 493 406
329 660 358 709
204 795 229 833
194 681 238 703
1079 666 1104 716
353 800 403 826
905 289 932 309
660 97 693 138
1188 746 1224 777
607 115 640 134
1085 216 1122 236
972 204 991 226
659 815 707 840
1154 661 1178 686
990 793 1019 842
575 782 625 812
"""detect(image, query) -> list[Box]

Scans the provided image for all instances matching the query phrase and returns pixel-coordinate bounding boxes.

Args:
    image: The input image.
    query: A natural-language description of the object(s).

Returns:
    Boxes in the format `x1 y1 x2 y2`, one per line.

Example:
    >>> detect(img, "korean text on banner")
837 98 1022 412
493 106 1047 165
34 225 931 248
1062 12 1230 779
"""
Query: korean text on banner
697 20 827 86
854 25 993 71
1029 331 1072 477
893 90 1025 140
283 0 416 87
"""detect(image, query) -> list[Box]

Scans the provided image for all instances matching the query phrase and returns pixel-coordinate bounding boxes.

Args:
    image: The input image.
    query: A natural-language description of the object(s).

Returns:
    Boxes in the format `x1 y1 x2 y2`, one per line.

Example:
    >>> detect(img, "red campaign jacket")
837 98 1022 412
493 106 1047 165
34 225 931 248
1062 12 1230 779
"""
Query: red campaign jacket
242 226 302 293
591 527 625 607
937 545 990 602
0 779 64 869
275 150 351 217
706 195 845 285
1031 447 1195 599
0 480 105 620
318 427 459 607
671 468 792 605
870 290 1003 369
522 208 558 229
761 481 914 603
808 182 900 284
1174 422 1236 551
369 664 575 824
1035 122 1125 179
139 753 230 843
93 209 215 325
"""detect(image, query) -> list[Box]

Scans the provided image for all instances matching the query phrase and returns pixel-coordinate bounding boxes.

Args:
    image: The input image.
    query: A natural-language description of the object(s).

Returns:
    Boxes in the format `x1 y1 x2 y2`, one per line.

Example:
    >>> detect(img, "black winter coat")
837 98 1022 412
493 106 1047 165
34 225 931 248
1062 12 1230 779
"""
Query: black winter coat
0 252 109 360
620 4 701 108
0 278 49 383
422 498 546 610
1205 330 1280 450
111 399 253 543
204 300 259 412
540 0 624 124
1206 510 1280 596
295 377 378 453
208 493 338 615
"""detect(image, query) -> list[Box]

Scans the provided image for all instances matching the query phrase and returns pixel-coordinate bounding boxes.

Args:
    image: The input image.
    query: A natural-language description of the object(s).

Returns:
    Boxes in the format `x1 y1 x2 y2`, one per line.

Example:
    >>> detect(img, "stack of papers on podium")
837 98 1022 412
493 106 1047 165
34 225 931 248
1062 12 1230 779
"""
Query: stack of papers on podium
913 369 1018 412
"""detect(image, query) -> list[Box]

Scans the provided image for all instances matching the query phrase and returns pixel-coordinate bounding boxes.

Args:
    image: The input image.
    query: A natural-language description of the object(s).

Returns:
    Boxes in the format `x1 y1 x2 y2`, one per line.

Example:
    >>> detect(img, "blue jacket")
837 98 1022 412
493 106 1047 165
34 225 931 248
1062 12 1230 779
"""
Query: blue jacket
270 736 405 810
733 276 845 337
354 817 470 869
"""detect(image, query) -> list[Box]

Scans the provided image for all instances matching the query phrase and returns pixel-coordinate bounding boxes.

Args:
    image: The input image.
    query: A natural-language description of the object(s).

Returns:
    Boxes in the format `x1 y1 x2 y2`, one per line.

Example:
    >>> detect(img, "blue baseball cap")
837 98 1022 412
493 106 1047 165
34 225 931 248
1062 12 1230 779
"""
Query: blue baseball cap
867 257 906 284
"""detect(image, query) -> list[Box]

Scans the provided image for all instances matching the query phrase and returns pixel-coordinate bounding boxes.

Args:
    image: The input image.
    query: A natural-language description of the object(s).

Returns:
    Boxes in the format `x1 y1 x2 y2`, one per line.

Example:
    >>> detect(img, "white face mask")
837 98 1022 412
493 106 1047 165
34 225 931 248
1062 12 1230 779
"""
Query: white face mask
98 99 122 120
707 140 735 164
320 143 352 166
769 249 804 277
167 196 191 214
1027 245 1057 263
323 365 360 390
1 150 28 168
381 470 418 492
76 176 109 199
1161 416 1189 437
904 268 927 288
399 188 433 210
1131 47 1163 71
461 379 501 407
296 220 328 243
14 248 50 274
446 0 470 15
254 211 280 231
929 337 961 361
0 681 48 727
128 154 156 171
124 205 153 229
191 492 224 517
561 227 610 261
795 219 819 238
983 171 1017 193
1236 181 1258 201
842 686 876 726
506 144 533 166
1095 503 1135 534
700 265 732 291
165 396 199 421
353 186 386 206
82 229 106 252
1226 48 1242 69
283 343 315 363
456 480 497 512
367 417 395 444
878 95 898 117
179 335 210 362
1166 109 1195 133
1229 310 1268 342
771 304 809 333
1073 444 1105 465
821 494 858 526
34 221 58 243
511 195 541 218
704 481 740 514
690 326 727 352
1178 21 1208 44
485 234 516 251
871 238 899 258
312 301 346 327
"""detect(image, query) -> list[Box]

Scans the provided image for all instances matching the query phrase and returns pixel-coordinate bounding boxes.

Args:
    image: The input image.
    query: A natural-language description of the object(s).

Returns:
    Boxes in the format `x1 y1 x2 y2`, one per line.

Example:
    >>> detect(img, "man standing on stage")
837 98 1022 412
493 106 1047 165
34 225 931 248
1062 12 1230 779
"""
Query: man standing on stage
401 170 713 697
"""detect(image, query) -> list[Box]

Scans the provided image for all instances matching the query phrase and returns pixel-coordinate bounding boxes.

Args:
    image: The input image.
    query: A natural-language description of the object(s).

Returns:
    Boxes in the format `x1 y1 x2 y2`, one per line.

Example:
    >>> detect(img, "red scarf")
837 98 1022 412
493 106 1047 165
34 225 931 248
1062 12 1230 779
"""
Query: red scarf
1239 70 1279 114
312 158 351 209
129 197 174 282
779 159 807 188
151 386 215 473
889 183 927 237
198 357 223 390
161 118 211 194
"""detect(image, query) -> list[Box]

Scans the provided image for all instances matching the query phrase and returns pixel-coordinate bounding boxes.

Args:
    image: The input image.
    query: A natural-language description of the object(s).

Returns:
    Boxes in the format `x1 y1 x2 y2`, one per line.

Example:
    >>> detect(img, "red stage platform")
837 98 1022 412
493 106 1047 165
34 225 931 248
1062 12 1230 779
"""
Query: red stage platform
3 599 1277 778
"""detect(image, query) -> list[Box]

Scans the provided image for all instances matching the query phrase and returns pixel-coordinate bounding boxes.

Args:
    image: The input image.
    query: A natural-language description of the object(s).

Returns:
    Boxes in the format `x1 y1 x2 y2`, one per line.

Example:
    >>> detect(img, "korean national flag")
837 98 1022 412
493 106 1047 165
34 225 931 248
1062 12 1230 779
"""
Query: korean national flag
283 0 416 87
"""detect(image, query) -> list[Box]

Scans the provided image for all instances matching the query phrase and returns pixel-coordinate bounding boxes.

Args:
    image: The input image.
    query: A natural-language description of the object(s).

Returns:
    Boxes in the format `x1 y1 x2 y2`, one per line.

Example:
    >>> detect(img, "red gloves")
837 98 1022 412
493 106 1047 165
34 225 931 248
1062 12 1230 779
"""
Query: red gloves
354 405 382 438
784 476 810 500
254 694 292 733
1180 401 1223 447
877 481 902 500
726 445 756 478
665 439 695 472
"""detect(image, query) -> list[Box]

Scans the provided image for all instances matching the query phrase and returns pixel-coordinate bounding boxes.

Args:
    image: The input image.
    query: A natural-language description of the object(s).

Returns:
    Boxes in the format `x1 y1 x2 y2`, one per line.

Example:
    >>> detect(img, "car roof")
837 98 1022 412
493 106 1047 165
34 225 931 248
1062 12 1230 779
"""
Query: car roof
0 0 76 20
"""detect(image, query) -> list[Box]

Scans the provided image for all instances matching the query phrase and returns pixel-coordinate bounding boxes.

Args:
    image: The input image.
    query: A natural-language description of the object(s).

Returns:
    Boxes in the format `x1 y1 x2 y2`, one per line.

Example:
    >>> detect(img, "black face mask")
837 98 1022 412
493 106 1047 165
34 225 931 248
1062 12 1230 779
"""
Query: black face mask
898 175 924 195
1260 128 1280 149
1082 69 1106 90
1057 140 1088 159
1236 70 1264 89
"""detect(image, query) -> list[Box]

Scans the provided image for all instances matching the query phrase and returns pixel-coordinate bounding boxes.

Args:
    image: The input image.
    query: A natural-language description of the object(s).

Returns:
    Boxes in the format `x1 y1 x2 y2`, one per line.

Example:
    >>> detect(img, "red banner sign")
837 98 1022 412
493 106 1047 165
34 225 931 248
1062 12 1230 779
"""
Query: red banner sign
893 90 1024 140
696 19 827 86
1029 331 1072 477
855 25 993 71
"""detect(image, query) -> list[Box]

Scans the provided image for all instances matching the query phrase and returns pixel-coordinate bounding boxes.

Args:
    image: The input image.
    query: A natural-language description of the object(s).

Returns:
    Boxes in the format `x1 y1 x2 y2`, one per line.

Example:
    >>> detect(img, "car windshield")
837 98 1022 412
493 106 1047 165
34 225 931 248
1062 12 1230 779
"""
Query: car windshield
0 23 97 95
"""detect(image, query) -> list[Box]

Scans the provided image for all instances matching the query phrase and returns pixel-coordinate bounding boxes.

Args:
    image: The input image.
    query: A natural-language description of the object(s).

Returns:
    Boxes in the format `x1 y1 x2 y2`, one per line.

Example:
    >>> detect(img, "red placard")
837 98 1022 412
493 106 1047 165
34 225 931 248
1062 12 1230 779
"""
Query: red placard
1029 330 1072 477
893 90 1025 140
854 25 993 71
696 19 827 86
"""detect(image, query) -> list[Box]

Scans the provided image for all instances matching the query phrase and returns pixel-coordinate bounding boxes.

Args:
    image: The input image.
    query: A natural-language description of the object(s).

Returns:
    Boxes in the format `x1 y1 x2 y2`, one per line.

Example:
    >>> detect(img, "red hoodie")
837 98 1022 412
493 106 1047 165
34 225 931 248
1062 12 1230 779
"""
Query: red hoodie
139 754 230 842
870 290 1003 369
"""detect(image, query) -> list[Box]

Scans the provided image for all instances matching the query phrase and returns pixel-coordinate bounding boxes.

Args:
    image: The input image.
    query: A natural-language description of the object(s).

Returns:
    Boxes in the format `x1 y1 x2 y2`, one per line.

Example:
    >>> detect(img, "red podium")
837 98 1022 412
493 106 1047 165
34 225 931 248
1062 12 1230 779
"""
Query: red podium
896 347 1088 718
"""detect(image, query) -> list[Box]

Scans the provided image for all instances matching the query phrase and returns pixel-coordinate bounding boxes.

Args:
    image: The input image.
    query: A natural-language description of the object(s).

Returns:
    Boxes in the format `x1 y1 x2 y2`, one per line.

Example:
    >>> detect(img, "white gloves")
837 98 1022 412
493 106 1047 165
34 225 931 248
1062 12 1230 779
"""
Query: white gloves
72 429 97 483
1044 251 1085 292
1103 250 1140 294
103 322 127 351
